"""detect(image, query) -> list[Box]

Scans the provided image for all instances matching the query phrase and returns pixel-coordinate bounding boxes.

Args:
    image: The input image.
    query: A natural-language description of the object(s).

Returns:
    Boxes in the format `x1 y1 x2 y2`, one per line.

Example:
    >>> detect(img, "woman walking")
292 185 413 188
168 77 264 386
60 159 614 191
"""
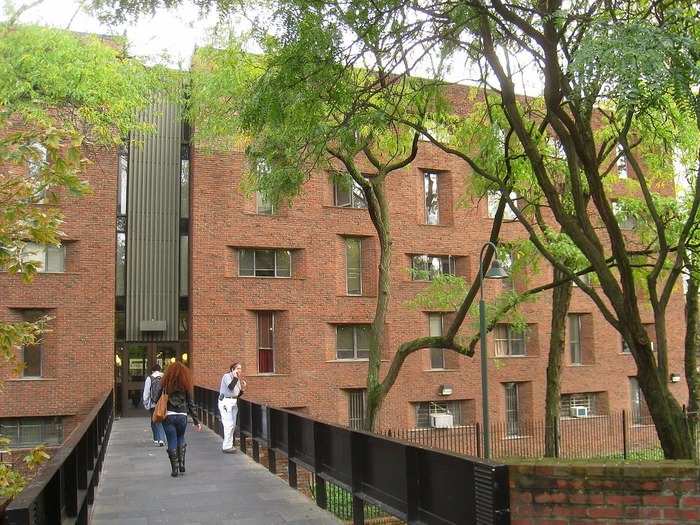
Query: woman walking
157 361 202 477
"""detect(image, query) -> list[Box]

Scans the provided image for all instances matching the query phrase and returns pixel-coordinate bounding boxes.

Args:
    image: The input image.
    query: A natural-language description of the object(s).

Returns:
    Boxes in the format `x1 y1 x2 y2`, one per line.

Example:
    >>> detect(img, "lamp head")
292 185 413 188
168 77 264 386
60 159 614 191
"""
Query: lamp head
484 259 509 279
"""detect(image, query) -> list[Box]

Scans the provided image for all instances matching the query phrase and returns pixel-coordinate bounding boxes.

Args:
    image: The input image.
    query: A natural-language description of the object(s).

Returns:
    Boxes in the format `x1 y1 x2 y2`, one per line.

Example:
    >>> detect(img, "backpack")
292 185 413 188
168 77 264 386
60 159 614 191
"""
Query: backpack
149 374 162 404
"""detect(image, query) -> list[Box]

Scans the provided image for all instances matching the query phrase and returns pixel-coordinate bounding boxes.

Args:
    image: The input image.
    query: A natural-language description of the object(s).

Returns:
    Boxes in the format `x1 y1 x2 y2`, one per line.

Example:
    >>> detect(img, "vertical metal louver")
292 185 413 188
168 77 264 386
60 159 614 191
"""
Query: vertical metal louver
125 97 182 341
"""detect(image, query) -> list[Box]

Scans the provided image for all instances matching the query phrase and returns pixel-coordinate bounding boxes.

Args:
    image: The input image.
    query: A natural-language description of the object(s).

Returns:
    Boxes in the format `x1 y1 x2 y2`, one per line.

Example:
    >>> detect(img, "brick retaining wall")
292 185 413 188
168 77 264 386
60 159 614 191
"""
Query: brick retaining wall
510 463 700 524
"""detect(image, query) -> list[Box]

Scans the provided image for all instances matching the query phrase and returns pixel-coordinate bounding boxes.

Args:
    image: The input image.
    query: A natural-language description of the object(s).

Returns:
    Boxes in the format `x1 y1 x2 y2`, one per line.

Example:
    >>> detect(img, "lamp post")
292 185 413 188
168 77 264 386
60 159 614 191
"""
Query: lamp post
479 241 509 459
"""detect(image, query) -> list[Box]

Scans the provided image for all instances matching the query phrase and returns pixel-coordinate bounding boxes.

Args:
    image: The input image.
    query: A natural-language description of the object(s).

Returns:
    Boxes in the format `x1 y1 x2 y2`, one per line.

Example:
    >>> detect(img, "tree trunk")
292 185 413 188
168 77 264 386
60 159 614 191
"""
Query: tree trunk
685 275 700 458
633 338 694 458
544 268 573 457
364 180 392 431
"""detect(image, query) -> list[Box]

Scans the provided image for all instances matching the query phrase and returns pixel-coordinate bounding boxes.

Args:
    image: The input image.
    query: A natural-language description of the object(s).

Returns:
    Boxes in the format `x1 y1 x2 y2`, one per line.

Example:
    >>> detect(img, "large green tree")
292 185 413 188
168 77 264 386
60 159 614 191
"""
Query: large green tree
0 11 165 502
95 0 700 458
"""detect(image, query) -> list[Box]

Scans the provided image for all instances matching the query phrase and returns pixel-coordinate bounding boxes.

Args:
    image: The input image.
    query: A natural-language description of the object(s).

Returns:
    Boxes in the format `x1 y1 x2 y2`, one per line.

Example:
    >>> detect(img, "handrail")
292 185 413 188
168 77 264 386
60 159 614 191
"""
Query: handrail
3 389 114 525
194 385 510 525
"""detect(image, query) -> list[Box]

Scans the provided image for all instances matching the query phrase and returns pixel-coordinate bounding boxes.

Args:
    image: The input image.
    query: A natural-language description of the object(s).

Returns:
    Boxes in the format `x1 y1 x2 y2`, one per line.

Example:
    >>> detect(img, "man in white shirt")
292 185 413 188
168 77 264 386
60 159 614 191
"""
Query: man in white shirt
218 362 246 453
143 363 166 446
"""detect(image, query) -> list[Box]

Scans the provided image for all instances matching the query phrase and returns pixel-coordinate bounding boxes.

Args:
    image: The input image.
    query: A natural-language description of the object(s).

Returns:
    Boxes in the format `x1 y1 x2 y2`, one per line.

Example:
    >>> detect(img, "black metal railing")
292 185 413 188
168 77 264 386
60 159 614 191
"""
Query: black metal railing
194 386 510 525
383 410 668 461
2 390 114 525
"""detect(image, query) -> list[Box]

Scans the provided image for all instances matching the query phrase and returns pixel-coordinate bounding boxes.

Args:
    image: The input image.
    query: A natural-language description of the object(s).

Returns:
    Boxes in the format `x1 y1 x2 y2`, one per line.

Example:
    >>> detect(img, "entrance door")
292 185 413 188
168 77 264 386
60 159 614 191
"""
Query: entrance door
117 342 181 417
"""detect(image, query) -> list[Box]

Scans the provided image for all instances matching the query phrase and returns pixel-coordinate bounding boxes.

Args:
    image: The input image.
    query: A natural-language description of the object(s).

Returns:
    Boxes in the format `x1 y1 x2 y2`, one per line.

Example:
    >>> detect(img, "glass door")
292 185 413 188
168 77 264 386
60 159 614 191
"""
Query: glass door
117 342 186 417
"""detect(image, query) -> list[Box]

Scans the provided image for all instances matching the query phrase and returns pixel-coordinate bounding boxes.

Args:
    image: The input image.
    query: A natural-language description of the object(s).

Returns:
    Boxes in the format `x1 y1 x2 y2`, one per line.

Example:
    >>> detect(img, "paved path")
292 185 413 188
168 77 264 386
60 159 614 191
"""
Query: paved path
91 417 339 525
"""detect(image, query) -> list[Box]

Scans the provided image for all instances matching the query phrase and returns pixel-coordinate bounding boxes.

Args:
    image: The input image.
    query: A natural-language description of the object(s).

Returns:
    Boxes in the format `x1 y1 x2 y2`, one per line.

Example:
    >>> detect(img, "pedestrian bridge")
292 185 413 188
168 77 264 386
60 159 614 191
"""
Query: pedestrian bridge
1 389 510 525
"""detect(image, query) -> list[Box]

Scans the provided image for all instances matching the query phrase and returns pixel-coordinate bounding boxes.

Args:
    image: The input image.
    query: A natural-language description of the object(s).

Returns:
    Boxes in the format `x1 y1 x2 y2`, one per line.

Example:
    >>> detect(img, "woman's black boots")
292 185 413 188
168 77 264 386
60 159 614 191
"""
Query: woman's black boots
167 450 179 477
177 444 186 474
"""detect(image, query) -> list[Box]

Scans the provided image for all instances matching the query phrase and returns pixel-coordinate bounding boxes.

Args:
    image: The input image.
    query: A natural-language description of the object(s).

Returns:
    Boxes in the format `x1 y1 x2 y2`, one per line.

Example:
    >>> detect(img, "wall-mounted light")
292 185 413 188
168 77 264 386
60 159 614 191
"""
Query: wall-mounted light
115 354 122 367
670 373 681 383
439 384 453 396
181 353 188 363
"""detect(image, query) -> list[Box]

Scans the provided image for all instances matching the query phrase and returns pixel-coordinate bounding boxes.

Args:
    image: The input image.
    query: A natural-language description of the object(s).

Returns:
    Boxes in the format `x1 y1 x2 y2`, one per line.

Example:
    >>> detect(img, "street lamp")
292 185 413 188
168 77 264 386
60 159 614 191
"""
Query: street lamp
479 241 509 459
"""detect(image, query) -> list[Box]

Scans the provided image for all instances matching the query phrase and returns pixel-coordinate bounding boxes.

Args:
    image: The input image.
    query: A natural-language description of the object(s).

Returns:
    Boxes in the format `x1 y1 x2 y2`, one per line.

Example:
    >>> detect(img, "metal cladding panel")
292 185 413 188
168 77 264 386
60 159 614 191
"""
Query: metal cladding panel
125 98 181 341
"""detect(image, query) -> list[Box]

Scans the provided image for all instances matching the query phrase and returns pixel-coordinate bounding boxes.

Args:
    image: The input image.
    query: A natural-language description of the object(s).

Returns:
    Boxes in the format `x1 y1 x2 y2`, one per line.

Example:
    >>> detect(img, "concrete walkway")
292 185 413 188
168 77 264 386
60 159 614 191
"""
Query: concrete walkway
91 418 339 525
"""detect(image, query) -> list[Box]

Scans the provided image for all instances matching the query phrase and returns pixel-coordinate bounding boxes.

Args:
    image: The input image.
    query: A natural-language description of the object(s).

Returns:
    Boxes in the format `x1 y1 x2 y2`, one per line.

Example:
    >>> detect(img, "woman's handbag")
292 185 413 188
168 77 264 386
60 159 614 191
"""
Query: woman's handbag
152 393 169 422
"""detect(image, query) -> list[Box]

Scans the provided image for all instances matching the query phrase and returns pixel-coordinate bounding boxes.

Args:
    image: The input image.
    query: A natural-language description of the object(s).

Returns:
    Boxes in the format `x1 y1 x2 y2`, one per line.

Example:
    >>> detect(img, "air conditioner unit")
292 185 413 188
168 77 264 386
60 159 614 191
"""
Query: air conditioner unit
570 406 588 418
430 413 454 428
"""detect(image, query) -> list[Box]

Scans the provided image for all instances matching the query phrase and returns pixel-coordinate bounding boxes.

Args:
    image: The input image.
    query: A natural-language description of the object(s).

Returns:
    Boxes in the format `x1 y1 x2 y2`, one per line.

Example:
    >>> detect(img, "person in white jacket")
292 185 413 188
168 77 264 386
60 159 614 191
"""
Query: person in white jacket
218 362 246 453
143 363 166 446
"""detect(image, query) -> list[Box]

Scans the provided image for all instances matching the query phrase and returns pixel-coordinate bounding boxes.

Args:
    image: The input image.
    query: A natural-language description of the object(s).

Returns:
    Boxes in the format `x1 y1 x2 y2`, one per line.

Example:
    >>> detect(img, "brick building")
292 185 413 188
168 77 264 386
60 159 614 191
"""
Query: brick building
0 87 689 449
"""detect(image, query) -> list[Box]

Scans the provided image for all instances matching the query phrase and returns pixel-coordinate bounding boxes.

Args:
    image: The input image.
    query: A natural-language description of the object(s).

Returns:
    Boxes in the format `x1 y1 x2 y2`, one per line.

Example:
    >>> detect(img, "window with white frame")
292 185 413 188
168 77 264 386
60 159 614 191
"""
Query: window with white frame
424 171 440 225
0 417 62 448
560 392 599 417
487 190 519 220
256 191 275 215
494 324 526 356
621 337 631 354
612 201 636 229
504 383 521 437
347 389 367 430
27 142 48 201
616 143 628 178
414 401 464 428
411 254 455 281
334 177 367 209
336 325 370 360
20 243 65 273
568 314 583 365
345 237 362 295
239 249 291 277
629 377 651 425
428 313 445 369
497 251 514 289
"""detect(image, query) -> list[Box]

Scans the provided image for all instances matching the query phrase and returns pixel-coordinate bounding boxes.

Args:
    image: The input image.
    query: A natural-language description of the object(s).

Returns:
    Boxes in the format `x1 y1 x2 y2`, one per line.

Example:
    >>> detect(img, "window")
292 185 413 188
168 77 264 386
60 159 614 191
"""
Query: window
256 191 274 215
504 383 521 437
348 389 367 430
19 243 65 273
336 325 370 360
414 401 464 428
428 313 445 369
497 251 514 289
411 255 455 281
487 190 519 220
179 235 188 296
118 147 128 216
116 233 126 296
494 324 526 356
560 393 599 417
621 337 631 354
612 201 636 230
572 272 592 288
424 172 440 225
27 143 48 201
0 417 62 448
239 249 291 278
180 143 190 219
257 312 275 373
616 143 628 179
345 238 362 295
19 310 45 378
630 377 651 425
569 314 582 365
334 178 367 209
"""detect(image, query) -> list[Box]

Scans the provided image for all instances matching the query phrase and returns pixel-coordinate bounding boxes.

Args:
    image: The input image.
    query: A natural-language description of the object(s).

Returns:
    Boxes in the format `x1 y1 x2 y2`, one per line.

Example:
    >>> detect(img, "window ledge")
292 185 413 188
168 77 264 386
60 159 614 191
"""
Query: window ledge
0 271 79 275
250 373 289 377
323 205 368 211
424 368 458 372
502 435 531 440
336 294 377 298
492 355 530 359
241 211 282 218
327 358 370 363
6 377 56 382
226 276 305 281
419 223 451 228
567 363 593 367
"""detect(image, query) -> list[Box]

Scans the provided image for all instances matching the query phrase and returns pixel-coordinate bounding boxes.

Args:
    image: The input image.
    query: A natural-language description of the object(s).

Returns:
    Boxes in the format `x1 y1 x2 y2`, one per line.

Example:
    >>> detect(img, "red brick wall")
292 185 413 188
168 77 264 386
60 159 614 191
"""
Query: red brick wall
0 147 117 421
189 128 688 431
510 463 700 524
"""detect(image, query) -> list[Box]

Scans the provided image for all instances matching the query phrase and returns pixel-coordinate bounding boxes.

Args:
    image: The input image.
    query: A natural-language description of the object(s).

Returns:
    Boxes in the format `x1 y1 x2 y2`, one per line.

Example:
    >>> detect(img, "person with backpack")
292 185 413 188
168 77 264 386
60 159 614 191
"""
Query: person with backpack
143 363 166 446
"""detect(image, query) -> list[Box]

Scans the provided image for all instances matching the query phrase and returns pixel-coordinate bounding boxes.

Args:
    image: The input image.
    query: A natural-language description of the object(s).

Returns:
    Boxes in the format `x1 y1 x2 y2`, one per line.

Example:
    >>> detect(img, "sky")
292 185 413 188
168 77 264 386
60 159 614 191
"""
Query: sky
13 0 223 68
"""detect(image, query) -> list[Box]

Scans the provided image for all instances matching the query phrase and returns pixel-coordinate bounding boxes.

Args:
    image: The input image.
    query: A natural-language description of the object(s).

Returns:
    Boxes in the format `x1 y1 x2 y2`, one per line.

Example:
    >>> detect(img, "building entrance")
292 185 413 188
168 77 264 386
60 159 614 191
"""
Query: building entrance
115 342 186 417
